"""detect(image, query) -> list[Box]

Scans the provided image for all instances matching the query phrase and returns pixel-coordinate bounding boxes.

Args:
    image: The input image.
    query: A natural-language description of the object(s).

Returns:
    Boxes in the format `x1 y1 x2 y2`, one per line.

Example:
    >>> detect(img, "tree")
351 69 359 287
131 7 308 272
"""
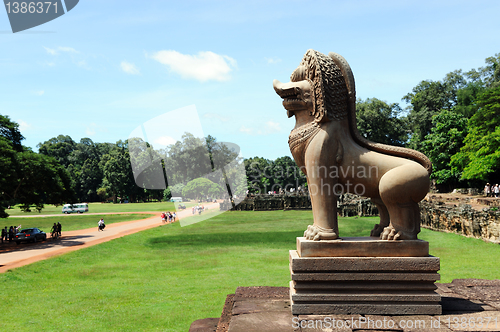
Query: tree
100 141 138 203
356 98 409 146
451 87 500 182
0 114 24 152
421 110 468 190
182 178 224 200
37 135 76 167
14 151 74 212
0 116 75 217
244 157 274 194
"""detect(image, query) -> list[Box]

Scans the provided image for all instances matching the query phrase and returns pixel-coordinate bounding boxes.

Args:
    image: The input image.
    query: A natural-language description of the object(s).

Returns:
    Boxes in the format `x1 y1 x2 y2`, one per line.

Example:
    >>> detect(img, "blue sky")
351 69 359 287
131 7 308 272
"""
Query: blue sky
1 0 500 160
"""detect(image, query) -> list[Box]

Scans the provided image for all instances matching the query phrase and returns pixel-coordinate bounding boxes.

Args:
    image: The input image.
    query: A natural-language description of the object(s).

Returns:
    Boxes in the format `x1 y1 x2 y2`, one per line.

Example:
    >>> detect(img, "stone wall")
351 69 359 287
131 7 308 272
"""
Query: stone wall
419 200 500 243
337 194 379 217
220 194 312 211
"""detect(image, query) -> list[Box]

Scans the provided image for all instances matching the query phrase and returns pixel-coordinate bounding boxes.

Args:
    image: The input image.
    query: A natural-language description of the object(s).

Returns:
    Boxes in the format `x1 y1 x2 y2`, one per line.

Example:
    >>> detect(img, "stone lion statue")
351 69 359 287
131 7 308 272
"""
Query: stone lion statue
273 50 431 241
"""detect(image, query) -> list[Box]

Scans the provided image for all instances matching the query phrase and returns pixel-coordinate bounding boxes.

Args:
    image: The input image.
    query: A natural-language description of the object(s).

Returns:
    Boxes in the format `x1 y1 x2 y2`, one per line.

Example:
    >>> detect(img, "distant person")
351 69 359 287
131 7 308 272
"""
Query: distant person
98 218 105 231
9 226 14 242
1 226 6 243
172 212 177 222
494 184 499 198
57 222 62 237
51 223 58 238
161 212 165 223
484 183 491 197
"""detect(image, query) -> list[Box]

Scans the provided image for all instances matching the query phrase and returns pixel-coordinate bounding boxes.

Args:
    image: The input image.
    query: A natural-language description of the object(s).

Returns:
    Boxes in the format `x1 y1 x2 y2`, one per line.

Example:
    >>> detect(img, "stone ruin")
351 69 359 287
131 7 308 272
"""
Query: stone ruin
420 195 500 243
219 193 312 211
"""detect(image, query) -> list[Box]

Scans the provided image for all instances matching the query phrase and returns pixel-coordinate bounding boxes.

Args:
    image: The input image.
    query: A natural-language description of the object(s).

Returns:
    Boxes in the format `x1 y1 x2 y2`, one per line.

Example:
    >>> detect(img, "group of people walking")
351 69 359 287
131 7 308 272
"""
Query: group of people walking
51 222 62 238
192 205 205 215
1 225 21 243
484 183 500 197
161 212 176 223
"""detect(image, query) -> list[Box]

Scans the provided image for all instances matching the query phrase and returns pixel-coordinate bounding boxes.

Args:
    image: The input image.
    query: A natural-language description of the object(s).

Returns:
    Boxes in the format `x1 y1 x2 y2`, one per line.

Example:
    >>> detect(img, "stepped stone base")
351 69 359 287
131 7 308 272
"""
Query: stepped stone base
290 246 442 315
297 236 429 257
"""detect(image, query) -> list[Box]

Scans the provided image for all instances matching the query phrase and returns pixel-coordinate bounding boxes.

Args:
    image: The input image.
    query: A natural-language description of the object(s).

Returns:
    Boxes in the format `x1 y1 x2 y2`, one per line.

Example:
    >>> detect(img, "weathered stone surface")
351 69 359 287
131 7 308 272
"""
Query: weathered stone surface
189 318 219 332
233 286 289 300
215 294 234 332
227 311 294 332
386 315 452 331
290 250 440 272
439 311 500 331
292 280 437 291
297 236 429 257
220 194 312 211
291 272 441 282
291 292 441 303
202 284 500 332
232 299 291 315
337 193 379 217
420 200 500 243
291 303 442 315
226 287 295 332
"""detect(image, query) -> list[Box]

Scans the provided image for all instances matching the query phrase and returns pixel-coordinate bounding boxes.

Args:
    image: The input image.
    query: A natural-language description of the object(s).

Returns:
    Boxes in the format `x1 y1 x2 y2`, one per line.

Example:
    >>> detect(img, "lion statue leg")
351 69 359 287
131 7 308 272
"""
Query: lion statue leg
370 198 389 237
378 163 429 240
301 131 339 241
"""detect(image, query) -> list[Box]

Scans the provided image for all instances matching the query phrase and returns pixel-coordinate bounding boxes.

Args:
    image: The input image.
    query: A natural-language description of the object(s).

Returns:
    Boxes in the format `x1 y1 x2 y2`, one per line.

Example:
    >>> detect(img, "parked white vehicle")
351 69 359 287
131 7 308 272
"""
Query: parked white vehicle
170 197 183 202
62 203 89 214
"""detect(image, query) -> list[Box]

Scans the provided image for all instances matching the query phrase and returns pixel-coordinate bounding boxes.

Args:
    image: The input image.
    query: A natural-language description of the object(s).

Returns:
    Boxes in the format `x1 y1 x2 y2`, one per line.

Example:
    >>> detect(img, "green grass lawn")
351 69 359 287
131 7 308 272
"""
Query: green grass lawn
0 211 498 331
5 201 196 216
1 214 154 233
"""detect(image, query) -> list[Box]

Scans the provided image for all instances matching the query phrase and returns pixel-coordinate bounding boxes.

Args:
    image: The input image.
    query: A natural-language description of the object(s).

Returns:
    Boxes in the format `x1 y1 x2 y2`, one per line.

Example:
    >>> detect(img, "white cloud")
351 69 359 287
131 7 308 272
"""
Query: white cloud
32 90 44 96
121 61 140 75
43 46 79 55
266 121 281 132
239 126 253 134
58 47 78 53
44 47 57 55
149 50 237 82
18 120 31 132
154 136 177 147
266 57 282 64
239 121 281 136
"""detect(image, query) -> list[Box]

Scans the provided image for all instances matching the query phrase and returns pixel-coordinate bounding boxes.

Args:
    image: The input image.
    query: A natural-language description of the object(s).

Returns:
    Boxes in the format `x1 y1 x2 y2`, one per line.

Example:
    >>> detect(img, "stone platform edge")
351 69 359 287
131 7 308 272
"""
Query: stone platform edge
297 236 429 257
190 280 500 332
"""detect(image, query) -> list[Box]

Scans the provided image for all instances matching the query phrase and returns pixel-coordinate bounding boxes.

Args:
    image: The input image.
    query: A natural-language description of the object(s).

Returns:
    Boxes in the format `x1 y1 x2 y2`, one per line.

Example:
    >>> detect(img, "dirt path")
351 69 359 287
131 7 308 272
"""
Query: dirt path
0 203 219 273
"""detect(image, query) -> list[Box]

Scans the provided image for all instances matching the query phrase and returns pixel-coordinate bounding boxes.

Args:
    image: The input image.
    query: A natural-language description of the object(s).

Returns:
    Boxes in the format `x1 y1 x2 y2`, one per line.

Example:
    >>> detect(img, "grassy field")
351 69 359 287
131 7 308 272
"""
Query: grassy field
5 201 200 216
0 211 499 331
1 214 154 233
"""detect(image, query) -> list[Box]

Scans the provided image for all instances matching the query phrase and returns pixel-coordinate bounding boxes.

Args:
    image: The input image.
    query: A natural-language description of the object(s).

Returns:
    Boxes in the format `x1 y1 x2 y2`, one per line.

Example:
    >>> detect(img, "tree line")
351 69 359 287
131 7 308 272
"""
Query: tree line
1 52 499 216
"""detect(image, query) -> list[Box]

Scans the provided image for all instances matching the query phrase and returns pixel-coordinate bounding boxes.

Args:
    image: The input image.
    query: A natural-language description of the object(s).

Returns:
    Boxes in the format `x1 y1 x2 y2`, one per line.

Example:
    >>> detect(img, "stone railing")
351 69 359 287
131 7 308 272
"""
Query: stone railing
337 194 378 217
419 200 500 243
220 194 312 211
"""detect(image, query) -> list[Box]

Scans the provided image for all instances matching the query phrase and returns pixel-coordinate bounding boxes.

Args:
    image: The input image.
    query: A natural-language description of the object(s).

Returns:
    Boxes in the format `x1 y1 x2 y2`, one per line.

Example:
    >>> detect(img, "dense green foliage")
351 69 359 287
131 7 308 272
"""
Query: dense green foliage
1 211 498 331
356 98 409 146
0 115 74 218
451 87 500 181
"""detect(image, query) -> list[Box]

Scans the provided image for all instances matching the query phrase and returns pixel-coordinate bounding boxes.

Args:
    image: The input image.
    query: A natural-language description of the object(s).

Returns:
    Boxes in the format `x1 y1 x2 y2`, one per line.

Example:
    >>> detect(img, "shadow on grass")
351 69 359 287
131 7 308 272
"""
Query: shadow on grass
0 235 94 253
147 230 304 249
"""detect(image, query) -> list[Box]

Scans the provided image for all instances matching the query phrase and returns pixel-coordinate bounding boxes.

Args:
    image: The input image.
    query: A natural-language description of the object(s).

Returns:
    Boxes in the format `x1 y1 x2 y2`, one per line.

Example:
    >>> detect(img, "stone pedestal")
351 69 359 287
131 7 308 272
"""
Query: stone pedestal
289 237 442 315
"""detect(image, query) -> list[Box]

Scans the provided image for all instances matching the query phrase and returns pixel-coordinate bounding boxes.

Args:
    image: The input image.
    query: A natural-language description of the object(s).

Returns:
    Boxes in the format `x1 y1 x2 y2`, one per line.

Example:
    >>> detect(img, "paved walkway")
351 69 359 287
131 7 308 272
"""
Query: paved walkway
0 203 219 273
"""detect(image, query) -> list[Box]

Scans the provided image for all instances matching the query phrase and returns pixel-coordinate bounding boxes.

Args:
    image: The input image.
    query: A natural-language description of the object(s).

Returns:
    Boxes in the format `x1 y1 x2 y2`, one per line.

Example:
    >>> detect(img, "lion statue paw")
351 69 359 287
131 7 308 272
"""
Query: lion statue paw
304 225 339 241
380 226 402 241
